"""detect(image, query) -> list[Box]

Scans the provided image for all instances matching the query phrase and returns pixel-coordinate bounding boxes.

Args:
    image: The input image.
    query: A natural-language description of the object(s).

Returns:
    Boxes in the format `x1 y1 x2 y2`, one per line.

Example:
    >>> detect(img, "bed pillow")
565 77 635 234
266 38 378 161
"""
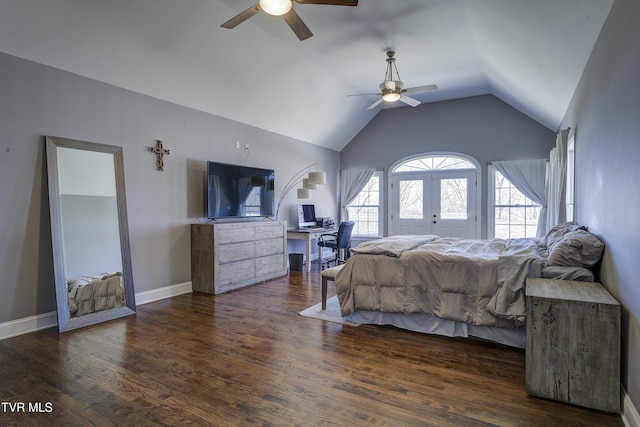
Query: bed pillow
547 229 605 267
544 222 586 248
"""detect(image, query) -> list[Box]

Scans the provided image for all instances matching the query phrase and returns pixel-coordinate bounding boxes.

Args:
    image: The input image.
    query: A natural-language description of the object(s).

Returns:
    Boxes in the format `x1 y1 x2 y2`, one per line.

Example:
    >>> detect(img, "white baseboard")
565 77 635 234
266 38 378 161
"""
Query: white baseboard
134 281 193 306
0 281 193 340
0 311 58 340
623 387 640 427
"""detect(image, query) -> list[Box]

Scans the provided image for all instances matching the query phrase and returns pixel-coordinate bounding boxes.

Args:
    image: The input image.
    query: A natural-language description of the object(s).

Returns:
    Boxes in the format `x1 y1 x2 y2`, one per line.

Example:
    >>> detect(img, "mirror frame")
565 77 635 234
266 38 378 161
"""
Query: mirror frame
46 136 136 332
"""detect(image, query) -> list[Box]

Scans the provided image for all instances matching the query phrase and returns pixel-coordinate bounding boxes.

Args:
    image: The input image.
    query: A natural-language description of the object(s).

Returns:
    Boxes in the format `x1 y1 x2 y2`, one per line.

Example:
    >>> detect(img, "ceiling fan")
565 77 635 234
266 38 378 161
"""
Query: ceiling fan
350 51 438 110
221 0 359 41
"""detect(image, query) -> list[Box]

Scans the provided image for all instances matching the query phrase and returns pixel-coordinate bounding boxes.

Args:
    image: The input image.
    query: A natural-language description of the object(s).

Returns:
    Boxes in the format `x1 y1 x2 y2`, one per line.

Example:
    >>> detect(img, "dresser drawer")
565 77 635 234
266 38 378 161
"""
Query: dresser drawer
218 259 255 285
216 226 255 244
255 237 284 257
218 241 255 264
256 254 285 276
255 224 284 239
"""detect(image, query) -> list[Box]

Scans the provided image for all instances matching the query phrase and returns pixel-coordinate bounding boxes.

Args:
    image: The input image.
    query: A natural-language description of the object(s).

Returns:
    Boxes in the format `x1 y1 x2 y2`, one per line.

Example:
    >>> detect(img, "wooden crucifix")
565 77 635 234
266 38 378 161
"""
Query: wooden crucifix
149 139 170 171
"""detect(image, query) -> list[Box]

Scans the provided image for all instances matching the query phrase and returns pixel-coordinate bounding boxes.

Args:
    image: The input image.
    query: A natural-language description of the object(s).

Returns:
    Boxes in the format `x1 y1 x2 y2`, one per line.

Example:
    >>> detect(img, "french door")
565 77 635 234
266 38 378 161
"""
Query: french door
390 170 477 238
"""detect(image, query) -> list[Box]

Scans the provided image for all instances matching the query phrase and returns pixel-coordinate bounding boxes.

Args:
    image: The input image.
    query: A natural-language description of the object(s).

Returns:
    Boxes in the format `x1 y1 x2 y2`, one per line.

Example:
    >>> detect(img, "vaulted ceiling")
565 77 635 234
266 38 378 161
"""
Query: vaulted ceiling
0 0 613 150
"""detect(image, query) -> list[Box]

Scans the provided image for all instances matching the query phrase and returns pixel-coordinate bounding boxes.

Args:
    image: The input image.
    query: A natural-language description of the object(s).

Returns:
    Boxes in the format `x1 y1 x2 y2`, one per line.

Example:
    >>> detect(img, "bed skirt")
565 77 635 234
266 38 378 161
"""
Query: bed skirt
344 310 526 348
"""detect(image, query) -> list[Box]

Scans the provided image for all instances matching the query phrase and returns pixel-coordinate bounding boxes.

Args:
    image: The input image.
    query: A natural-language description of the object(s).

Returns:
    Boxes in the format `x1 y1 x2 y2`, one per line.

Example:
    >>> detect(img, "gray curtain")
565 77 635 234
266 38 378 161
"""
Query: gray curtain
493 159 548 238
546 129 569 231
339 169 376 223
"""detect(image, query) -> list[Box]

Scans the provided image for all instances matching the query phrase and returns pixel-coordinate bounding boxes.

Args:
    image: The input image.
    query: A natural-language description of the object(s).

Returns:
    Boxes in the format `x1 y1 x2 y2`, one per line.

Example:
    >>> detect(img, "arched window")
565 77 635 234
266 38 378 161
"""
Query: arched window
393 155 476 172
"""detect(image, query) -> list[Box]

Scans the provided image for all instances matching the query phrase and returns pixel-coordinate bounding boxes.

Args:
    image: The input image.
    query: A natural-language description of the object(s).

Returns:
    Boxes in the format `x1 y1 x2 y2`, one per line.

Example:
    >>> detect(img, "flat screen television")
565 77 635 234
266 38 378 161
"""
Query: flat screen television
205 161 275 219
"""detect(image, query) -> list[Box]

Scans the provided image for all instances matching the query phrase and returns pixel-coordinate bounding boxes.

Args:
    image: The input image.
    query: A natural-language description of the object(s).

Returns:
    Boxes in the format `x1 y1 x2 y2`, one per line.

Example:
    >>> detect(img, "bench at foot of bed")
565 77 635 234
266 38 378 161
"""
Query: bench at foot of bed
321 265 345 310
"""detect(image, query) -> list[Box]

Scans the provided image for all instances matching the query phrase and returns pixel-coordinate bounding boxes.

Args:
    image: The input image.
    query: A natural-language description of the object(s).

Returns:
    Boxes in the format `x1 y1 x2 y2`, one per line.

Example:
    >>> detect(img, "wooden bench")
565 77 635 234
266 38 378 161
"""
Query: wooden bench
321 264 345 310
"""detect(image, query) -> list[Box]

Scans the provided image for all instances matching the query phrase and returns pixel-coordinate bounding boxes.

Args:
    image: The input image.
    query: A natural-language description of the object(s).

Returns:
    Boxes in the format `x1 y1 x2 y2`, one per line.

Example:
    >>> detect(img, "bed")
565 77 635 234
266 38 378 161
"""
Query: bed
334 223 604 348
67 272 126 317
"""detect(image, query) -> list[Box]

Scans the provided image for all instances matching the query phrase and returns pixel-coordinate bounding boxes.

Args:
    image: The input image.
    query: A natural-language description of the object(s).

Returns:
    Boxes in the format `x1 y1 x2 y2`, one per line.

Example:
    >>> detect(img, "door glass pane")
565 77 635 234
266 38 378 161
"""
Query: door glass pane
399 180 423 219
440 178 467 219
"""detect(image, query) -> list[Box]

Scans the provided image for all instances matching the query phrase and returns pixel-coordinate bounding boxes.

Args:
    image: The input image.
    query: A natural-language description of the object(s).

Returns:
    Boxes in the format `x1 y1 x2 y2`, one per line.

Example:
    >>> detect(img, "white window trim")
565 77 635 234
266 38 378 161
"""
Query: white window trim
347 170 384 238
487 165 497 239
487 165 542 239
566 134 575 222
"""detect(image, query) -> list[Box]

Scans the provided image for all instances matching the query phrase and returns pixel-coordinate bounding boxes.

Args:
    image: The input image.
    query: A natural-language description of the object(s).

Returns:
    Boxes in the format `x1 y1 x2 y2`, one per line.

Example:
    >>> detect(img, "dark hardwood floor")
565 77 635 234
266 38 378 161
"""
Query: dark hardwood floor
1 268 623 426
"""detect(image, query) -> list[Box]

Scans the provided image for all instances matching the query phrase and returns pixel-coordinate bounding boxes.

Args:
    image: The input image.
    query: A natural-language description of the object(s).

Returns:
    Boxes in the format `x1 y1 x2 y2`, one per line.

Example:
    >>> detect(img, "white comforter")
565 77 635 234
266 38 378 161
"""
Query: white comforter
335 236 546 328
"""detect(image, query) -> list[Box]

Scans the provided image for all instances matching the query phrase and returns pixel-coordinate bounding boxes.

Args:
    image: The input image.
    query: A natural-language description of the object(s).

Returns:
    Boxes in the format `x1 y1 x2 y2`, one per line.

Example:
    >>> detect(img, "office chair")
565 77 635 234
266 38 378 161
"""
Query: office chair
318 221 355 269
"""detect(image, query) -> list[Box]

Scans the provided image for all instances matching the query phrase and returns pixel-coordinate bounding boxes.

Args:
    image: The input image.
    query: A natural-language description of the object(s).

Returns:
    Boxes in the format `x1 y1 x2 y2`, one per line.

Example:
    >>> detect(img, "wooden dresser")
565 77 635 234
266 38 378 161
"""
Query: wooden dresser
525 277 620 412
191 221 287 295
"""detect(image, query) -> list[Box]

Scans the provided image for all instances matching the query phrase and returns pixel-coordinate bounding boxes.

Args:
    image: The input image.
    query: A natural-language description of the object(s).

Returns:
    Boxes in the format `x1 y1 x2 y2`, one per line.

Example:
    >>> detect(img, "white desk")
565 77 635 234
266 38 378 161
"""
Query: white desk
287 228 337 272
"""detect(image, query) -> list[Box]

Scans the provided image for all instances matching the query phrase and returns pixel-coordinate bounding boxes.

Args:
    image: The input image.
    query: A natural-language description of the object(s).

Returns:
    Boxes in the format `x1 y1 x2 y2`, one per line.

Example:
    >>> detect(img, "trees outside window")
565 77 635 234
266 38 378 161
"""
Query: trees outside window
490 167 541 239
346 171 382 236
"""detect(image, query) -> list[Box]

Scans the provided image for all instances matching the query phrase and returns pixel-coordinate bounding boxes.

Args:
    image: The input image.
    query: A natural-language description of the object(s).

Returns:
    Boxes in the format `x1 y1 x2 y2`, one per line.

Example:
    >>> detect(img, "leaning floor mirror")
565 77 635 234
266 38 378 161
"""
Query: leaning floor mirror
46 136 136 332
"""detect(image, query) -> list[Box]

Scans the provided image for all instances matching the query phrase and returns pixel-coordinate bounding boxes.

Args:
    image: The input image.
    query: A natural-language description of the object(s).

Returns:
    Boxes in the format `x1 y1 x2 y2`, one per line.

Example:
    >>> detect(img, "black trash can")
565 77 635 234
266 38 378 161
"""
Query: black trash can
289 253 304 271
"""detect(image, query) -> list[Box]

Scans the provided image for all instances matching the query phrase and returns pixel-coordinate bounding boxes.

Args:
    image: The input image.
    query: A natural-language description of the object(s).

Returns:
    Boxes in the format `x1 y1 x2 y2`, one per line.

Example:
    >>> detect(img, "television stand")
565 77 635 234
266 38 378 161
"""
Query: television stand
191 221 287 294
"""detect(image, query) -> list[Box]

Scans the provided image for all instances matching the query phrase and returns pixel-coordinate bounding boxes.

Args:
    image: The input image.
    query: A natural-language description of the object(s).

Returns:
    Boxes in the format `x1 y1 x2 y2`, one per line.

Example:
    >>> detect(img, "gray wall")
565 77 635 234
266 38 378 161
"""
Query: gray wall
0 52 339 323
340 95 556 238
560 0 640 414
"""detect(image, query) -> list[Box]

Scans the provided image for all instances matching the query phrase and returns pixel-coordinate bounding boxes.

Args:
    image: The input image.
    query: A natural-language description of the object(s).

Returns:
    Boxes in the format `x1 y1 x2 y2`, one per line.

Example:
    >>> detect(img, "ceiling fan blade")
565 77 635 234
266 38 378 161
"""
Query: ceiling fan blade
348 92 381 97
220 4 262 29
399 95 421 107
282 8 313 40
403 84 438 94
367 98 384 110
294 0 358 6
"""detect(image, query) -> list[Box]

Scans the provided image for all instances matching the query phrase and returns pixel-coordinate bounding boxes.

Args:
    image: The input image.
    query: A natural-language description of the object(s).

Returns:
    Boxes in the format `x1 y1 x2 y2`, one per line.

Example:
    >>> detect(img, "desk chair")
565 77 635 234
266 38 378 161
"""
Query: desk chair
318 221 355 269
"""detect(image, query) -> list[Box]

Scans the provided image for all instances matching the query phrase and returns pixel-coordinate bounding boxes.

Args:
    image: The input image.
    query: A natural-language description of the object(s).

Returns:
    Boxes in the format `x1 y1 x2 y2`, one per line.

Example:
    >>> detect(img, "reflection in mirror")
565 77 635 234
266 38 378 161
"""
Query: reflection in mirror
46 136 136 332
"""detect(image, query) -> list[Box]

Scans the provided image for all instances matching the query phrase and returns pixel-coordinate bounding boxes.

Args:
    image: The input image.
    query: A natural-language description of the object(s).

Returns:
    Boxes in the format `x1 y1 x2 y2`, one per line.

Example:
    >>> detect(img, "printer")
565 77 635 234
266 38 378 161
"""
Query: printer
315 217 335 228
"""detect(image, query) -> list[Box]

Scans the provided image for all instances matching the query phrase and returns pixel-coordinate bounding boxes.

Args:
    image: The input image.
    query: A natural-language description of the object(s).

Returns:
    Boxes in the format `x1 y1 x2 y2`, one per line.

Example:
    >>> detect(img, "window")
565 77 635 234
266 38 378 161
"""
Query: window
440 178 468 219
398 179 423 219
489 166 541 239
394 156 476 172
566 135 575 222
346 171 382 236
243 187 263 216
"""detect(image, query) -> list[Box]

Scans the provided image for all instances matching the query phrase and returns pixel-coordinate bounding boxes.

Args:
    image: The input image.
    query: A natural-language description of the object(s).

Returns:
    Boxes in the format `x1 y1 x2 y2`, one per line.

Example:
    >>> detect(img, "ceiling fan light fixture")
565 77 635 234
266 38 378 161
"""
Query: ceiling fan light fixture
259 0 293 16
382 92 401 102
352 51 437 110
